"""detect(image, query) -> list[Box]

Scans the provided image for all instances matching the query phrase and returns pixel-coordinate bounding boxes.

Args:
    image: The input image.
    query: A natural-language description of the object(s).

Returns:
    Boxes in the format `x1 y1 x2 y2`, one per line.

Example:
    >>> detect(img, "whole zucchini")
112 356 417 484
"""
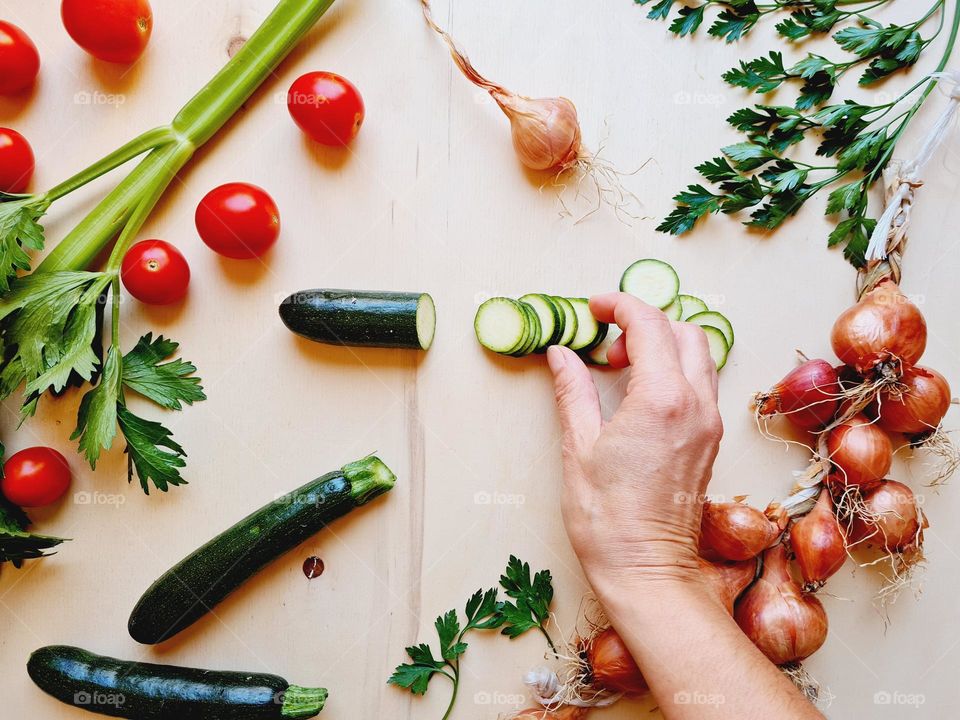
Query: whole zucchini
279 289 436 349
128 455 395 645
28 645 326 719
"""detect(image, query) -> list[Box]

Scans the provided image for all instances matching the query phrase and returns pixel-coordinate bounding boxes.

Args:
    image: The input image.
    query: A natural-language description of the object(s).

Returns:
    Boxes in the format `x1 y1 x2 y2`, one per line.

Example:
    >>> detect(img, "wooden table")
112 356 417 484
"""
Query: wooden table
2 1 959 718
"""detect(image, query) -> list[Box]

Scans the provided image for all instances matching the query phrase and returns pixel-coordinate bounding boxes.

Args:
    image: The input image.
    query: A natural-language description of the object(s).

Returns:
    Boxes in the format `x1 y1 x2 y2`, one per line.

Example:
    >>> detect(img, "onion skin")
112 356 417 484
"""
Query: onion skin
587 627 647 696
790 489 847 590
734 544 828 665
755 359 840 431
513 708 589 720
494 93 582 172
701 557 757 613
850 479 927 552
831 280 927 374
699 500 786 561
870 365 952 436
826 414 892 487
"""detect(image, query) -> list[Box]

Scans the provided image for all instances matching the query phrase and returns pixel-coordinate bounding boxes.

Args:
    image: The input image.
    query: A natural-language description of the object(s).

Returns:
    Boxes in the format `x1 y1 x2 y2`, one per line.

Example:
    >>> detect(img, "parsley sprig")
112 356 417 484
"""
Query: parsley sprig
640 0 960 267
389 556 556 720
636 0 898 43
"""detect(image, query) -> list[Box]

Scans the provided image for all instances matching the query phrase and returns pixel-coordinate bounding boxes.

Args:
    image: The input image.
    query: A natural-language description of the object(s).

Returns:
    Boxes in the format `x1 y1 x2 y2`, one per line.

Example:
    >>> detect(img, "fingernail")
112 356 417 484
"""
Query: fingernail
546 345 566 374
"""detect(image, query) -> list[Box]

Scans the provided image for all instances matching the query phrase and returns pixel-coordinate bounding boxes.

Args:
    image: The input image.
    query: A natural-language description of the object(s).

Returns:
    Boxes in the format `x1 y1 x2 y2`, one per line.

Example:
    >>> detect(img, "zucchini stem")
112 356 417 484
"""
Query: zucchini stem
280 685 328 719
343 456 397 505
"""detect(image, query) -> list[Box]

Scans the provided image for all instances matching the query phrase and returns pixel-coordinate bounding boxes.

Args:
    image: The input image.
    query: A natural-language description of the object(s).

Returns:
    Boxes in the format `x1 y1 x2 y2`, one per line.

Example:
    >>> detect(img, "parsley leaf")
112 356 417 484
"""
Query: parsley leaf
388 644 446 695
122 333 206 410
117 406 188 494
0 194 48 293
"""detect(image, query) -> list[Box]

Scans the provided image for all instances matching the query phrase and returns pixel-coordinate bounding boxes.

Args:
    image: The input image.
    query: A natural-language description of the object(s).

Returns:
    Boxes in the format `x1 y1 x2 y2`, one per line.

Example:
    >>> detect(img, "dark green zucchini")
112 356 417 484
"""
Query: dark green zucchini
28 645 326 719
279 289 436 349
128 455 395 645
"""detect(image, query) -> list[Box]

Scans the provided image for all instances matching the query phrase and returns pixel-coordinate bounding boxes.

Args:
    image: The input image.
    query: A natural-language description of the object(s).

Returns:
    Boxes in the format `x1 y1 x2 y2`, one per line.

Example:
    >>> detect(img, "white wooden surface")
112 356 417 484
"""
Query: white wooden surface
2 1 959 718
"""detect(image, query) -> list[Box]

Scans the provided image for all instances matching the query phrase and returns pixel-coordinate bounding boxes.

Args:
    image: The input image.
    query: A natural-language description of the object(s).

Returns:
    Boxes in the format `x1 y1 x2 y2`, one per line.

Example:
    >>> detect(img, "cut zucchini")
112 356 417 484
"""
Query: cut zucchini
663 296 683 321
679 294 708 321
620 259 680 310
520 294 560 351
475 298 528 354
513 302 542 356
566 298 605 351
552 296 578 347
699 325 730 370
687 310 734 347
540 295 567 346
585 326 621 366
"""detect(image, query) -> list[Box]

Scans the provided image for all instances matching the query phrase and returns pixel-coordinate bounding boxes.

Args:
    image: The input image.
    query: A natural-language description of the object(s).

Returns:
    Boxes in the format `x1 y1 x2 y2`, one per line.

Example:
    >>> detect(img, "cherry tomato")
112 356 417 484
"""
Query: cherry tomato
195 183 280 259
61 0 153 64
2 447 72 508
0 21 40 94
287 71 365 146
120 239 190 305
0 128 35 194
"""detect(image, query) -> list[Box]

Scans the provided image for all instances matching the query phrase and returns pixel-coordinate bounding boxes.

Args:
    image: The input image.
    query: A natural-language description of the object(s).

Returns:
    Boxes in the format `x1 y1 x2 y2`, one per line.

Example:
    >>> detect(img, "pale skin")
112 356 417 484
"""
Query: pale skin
546 292 824 720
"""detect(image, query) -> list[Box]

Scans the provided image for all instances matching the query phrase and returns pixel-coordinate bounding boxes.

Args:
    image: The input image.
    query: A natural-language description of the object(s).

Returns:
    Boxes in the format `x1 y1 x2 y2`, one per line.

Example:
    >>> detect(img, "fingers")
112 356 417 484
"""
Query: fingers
546 345 602 455
674 323 719 404
589 293 680 372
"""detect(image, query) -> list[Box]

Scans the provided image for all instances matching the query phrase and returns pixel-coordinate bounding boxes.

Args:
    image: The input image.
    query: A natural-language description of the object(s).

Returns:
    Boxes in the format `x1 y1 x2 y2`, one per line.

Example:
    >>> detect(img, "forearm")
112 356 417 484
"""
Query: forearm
595 578 824 720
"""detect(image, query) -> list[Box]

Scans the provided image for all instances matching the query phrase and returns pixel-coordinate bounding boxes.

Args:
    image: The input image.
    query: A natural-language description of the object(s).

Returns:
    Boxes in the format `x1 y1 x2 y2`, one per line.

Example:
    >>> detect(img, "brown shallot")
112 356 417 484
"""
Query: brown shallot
699 498 787 561
734 544 828 666
871 365 952 436
789 489 847 591
754 359 841 432
825 414 892 488
850 479 926 553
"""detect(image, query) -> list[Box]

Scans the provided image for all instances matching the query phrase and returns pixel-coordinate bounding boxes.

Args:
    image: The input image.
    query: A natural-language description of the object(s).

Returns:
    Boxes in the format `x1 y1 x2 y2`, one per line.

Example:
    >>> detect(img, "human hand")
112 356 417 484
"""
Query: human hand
546 292 723 600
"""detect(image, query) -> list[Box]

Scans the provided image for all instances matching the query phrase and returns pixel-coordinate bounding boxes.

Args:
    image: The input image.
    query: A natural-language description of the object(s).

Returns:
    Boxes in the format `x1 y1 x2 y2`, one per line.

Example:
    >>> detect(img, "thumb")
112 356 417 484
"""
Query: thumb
546 345 602 455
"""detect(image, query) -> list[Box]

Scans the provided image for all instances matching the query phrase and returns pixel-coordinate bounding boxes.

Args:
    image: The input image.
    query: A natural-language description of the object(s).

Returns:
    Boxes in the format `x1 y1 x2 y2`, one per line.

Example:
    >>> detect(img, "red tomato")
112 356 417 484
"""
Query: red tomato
287 72 365 146
195 183 280 259
0 128 35 193
120 239 190 305
2 447 72 508
61 0 153 64
0 21 40 94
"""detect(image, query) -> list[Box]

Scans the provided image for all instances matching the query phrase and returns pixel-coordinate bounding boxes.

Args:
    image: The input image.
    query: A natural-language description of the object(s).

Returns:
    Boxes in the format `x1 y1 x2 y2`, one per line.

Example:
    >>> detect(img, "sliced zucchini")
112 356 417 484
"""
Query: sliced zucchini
679 294 708 321
513 302 542 356
699 325 730 370
475 298 528 354
620 259 680 310
519 294 560 351
566 298 604 351
687 310 734 347
539 294 567 346
585 325 621 366
663 296 683 321
552 296 578 347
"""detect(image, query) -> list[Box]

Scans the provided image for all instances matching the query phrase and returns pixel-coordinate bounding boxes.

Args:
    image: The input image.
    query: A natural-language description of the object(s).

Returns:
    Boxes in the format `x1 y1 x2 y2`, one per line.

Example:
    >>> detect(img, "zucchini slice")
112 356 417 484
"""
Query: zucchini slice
699 325 730 370
28 645 327 719
552 296 578 347
513 302 542 356
566 298 605 351
475 298 529 354
687 310 734 347
520 293 561 350
663 296 683 321
585 325 621 366
128 457 395 645
620 258 680 310
279 289 436 350
679 294 708 321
